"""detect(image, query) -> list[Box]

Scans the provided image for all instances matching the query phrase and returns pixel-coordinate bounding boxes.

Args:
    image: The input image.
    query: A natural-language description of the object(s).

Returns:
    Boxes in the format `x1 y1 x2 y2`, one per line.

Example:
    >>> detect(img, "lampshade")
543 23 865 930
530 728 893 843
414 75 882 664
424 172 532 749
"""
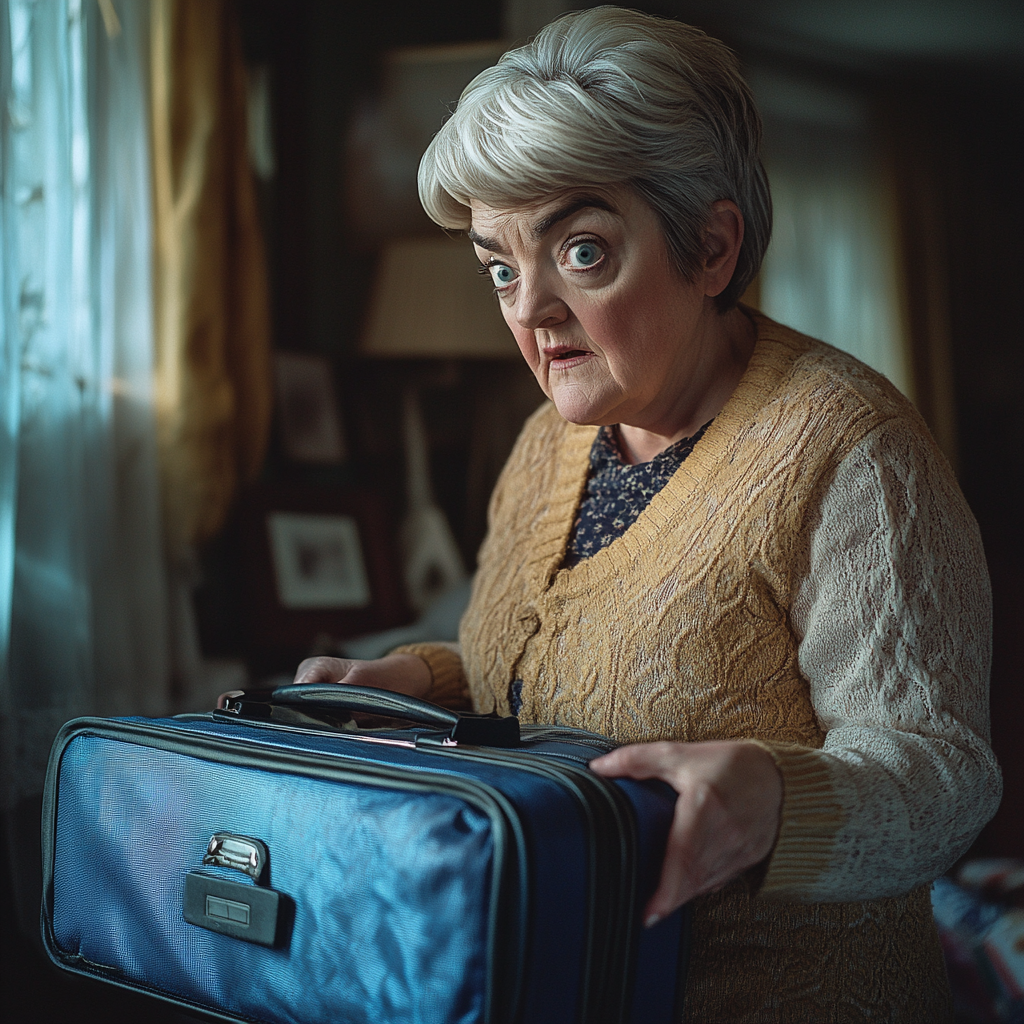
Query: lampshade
360 235 520 358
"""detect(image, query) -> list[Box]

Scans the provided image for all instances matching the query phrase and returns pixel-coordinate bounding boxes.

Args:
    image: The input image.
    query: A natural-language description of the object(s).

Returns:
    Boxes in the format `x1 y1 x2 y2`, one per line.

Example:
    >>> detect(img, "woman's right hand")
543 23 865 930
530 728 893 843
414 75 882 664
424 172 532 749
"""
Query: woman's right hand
291 653 432 699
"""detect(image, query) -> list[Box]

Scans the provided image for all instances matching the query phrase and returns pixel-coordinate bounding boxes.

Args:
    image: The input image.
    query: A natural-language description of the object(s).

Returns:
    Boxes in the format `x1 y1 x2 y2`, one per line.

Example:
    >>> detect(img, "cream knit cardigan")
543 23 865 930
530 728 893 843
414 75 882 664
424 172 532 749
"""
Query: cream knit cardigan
398 313 1001 1022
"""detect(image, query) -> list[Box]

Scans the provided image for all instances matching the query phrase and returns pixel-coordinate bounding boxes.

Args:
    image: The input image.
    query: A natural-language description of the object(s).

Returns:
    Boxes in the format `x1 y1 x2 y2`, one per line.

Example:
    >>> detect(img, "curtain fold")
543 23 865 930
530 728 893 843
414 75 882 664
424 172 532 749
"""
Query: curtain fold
86 0 174 715
876 95 960 473
150 0 272 562
2 0 272 937
751 70 957 472
756 124 913 406
0 1 19 720
1 0 170 817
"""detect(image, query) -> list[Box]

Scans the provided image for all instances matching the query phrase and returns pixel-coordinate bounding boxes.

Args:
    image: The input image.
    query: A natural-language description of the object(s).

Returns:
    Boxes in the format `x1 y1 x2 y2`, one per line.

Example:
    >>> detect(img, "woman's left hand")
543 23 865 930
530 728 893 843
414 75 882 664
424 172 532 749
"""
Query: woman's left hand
589 740 783 926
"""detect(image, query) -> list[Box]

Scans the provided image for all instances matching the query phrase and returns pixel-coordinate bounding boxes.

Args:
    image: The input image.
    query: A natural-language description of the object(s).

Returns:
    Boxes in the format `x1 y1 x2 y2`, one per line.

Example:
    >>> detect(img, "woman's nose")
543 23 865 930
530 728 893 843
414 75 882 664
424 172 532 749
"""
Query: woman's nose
514 274 568 331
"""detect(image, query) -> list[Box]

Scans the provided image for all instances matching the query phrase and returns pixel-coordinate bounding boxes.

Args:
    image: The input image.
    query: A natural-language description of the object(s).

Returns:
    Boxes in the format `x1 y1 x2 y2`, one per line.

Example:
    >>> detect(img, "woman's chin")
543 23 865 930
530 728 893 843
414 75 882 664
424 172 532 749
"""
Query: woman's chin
550 388 615 427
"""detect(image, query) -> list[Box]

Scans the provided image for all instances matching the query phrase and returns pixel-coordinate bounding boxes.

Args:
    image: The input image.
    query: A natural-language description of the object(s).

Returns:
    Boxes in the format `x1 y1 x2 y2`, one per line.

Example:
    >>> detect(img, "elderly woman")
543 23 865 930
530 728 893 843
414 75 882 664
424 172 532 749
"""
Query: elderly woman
298 7 1000 1021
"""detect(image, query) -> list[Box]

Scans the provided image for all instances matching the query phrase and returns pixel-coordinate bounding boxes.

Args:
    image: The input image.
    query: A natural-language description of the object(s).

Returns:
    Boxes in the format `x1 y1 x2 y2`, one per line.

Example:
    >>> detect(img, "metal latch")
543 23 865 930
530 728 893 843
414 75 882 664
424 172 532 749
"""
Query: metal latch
183 832 282 947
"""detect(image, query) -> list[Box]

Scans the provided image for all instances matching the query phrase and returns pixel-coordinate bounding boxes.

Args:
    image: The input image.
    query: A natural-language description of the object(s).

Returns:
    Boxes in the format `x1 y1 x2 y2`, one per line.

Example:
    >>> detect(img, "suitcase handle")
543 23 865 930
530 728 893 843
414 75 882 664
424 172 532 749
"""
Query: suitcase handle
269 683 521 747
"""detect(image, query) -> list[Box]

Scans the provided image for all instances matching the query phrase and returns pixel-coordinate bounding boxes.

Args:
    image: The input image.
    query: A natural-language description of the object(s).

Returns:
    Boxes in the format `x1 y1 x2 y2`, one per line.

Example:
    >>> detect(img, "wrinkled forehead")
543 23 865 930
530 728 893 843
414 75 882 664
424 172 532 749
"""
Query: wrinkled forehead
467 187 629 246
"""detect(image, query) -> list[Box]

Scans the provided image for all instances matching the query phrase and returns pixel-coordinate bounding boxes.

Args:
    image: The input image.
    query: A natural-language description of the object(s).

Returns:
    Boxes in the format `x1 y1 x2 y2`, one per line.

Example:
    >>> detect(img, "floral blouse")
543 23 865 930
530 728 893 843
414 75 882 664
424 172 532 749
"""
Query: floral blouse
564 421 712 568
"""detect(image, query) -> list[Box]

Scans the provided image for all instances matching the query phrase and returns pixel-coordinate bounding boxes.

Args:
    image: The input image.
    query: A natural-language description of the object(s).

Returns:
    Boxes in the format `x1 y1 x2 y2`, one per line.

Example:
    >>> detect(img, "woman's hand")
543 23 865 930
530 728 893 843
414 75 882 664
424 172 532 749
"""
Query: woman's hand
216 654 432 711
291 653 432 698
590 740 783 926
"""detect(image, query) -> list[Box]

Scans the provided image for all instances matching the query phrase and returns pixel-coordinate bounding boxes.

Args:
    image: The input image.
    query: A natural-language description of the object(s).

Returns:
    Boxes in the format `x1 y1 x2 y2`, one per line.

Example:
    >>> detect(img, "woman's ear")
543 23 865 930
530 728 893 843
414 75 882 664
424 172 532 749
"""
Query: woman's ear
702 200 745 299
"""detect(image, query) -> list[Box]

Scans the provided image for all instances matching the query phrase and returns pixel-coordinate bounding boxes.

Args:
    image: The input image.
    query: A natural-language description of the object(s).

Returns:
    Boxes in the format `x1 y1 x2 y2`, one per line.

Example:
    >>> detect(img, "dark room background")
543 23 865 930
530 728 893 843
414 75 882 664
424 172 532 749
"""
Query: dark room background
2 1 1021 1021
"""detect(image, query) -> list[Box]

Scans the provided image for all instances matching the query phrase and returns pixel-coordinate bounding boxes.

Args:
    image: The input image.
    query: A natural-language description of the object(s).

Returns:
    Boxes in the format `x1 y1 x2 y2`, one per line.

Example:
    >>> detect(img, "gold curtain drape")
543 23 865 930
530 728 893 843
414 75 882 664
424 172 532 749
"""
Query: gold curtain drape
878 96 960 475
150 0 272 558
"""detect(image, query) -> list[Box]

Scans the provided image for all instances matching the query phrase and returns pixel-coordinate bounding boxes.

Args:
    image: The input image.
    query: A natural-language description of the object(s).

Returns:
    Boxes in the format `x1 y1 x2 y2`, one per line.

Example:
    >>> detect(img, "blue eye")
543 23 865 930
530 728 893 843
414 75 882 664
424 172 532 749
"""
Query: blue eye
485 263 518 289
566 241 604 269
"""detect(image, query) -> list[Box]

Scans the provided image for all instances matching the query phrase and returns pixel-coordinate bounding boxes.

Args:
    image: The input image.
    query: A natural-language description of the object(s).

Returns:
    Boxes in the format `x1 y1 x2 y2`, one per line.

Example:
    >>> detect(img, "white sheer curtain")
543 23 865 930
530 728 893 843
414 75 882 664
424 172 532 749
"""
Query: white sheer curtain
751 70 913 400
1 0 169 844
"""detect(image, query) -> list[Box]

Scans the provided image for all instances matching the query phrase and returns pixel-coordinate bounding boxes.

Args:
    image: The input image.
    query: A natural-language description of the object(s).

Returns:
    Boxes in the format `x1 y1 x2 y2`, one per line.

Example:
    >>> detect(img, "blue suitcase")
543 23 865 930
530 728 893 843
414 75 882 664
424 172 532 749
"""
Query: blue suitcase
41 684 690 1023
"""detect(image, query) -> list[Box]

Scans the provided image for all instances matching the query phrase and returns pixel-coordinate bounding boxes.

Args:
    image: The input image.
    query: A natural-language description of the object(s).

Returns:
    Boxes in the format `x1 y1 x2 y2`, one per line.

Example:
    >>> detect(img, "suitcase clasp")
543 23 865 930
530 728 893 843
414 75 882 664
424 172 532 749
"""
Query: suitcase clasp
202 832 268 883
184 833 283 947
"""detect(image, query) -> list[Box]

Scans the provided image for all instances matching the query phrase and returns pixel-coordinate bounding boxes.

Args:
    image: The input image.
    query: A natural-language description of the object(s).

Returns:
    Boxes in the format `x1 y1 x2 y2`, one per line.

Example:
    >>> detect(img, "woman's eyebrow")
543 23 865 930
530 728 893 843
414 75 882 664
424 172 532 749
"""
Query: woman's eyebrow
532 195 617 238
468 194 618 254
467 228 503 253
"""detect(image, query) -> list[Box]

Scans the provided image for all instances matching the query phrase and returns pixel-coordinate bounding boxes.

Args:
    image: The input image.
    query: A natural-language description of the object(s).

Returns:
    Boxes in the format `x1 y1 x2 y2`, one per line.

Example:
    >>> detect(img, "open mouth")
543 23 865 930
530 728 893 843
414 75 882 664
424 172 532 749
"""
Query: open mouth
549 347 591 362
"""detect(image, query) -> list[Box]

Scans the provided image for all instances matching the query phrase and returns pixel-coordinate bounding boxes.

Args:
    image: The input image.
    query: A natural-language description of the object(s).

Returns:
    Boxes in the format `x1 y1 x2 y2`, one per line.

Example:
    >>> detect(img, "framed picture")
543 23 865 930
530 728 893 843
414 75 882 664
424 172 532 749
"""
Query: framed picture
267 511 371 610
273 351 347 464
240 485 409 659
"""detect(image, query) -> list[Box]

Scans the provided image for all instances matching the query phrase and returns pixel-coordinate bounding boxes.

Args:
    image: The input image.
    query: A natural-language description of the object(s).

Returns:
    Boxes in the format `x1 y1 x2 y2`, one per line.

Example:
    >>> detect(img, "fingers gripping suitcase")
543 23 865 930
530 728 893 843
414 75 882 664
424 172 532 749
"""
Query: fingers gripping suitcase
41 685 691 1023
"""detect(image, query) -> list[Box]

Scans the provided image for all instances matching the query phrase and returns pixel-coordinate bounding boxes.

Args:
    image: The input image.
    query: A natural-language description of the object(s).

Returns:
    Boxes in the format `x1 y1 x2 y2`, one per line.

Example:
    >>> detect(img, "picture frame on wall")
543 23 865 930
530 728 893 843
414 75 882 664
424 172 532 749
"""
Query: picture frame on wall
273 351 347 464
267 511 371 611
240 485 408 660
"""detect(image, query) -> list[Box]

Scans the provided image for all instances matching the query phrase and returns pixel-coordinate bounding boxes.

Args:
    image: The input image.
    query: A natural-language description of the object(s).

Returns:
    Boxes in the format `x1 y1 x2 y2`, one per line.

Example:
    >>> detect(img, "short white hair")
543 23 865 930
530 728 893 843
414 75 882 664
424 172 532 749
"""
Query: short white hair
418 5 772 310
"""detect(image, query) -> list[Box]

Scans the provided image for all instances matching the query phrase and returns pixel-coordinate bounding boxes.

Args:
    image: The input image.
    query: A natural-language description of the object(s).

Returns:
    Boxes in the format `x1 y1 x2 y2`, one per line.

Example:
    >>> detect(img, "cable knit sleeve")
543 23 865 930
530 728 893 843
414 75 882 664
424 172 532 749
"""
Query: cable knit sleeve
756 418 1002 900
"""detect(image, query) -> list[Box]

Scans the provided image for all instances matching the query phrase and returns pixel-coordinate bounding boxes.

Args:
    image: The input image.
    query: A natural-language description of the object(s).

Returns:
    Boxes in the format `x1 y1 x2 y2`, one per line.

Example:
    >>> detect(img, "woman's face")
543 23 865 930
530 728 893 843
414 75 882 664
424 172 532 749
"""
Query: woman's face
469 187 715 435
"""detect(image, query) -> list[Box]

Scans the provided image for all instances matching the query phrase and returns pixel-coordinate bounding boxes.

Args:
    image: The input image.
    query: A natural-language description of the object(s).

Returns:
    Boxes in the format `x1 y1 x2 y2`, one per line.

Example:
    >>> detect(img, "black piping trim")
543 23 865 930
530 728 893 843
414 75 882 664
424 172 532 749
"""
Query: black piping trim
414 740 640 1024
673 902 694 1024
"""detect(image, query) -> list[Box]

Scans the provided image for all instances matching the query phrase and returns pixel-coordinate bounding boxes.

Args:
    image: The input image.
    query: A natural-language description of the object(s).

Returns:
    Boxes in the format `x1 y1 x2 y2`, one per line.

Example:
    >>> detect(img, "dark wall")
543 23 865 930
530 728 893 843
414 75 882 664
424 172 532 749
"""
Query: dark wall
939 79 1024 856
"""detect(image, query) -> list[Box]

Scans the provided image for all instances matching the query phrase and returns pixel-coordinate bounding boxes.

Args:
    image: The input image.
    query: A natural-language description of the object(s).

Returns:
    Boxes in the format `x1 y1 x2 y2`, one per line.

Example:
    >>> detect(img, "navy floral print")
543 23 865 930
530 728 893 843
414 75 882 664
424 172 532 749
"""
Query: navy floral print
564 421 711 568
